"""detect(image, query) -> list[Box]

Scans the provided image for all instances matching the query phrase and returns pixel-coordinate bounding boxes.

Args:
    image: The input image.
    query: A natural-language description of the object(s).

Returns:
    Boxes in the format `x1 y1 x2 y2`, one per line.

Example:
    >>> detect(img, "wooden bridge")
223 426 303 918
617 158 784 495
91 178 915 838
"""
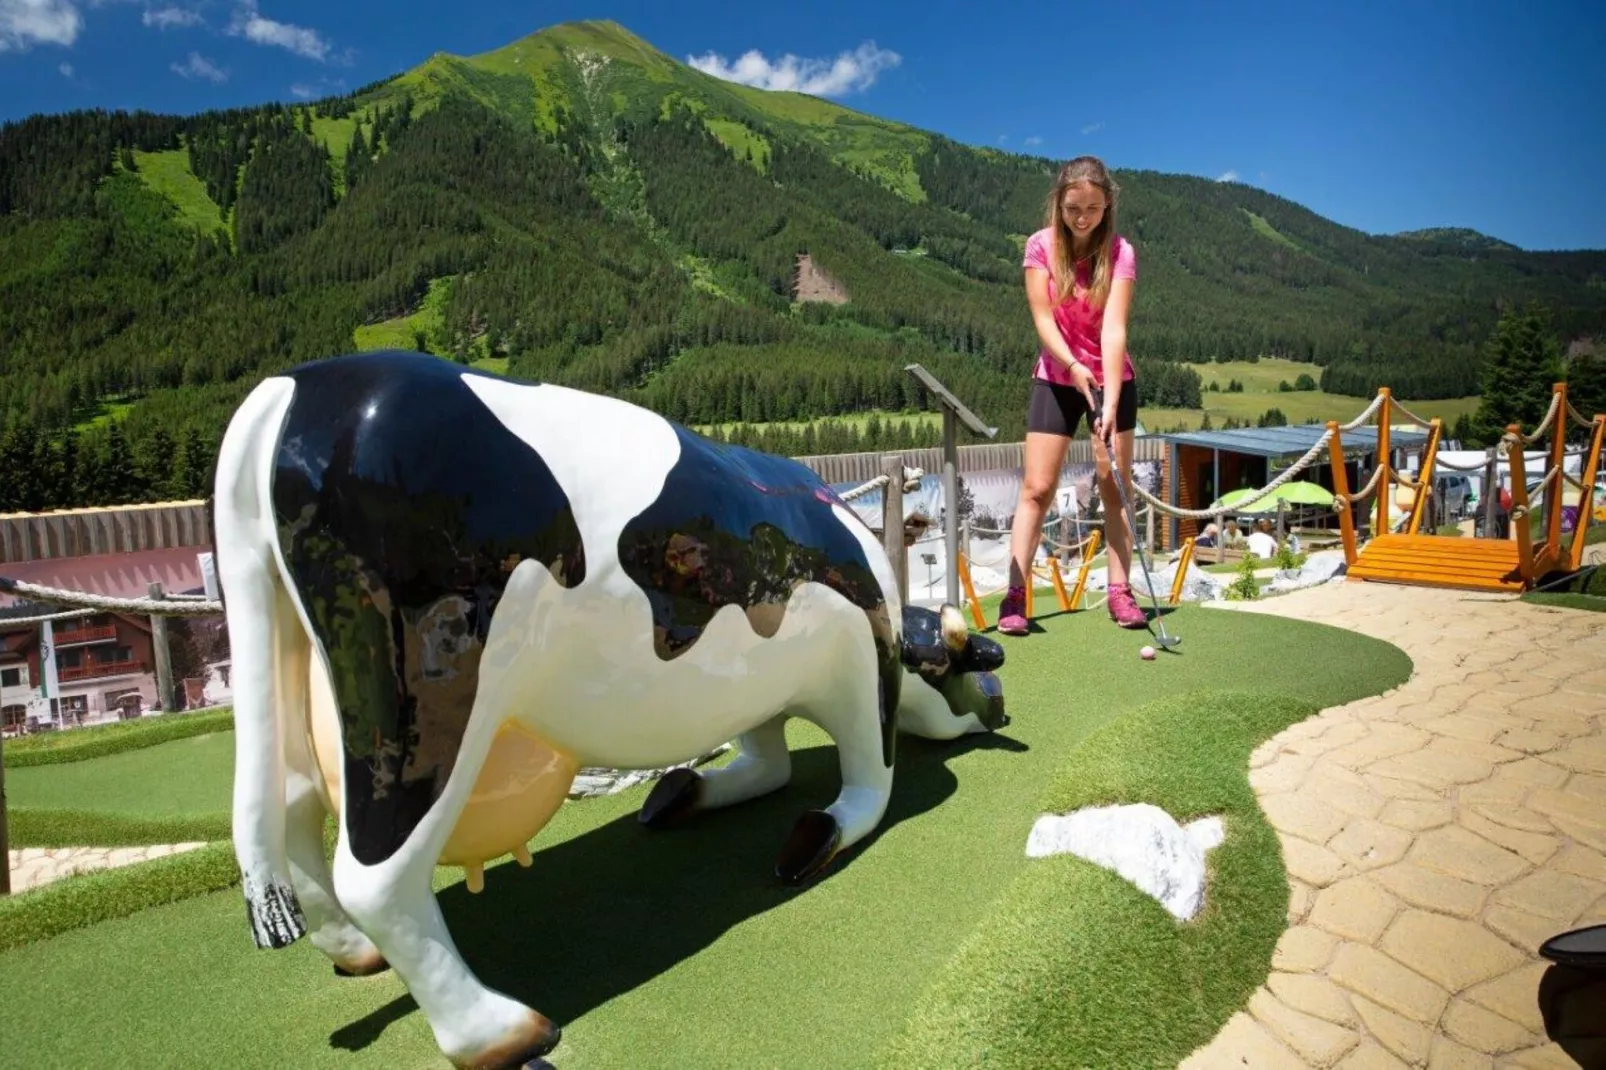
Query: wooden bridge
1340 383 1605 594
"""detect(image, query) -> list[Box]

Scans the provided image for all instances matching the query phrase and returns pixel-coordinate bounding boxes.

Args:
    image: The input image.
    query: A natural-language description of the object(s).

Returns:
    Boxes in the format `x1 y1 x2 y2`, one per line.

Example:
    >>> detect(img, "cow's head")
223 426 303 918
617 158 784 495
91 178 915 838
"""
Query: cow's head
901 604 1008 730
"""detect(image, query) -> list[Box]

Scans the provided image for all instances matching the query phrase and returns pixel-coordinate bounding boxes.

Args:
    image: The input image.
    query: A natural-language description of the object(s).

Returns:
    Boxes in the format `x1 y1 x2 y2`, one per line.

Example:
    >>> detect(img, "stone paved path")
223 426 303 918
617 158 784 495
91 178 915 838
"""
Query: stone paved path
6 843 208 894
1181 581 1606 1069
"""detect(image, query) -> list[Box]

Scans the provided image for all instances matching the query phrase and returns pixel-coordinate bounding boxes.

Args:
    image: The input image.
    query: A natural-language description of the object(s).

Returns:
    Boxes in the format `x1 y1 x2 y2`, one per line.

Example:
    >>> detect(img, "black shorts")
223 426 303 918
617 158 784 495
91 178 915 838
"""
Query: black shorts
1026 377 1139 438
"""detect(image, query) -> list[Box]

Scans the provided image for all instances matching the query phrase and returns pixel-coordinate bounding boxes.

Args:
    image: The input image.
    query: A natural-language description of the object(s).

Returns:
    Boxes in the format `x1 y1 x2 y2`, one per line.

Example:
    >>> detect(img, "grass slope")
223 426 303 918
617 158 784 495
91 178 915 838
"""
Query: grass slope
879 691 1317 1067
0 603 1409 1069
131 148 227 236
6 729 233 816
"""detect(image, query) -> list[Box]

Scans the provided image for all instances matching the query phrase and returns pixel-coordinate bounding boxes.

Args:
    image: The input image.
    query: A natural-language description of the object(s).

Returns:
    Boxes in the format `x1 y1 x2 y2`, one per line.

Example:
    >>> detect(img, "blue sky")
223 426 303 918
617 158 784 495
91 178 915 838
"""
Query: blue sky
2 0 1602 251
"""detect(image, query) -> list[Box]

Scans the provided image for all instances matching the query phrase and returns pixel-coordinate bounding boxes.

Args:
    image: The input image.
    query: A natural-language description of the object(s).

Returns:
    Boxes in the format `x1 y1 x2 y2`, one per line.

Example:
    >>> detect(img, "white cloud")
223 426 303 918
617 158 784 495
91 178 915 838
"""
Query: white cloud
171 49 224 82
57 59 69 73
143 5 200 29
228 0 328 61
1217 169 1239 182
686 40 900 97
1081 121 1103 135
0 0 84 52
1023 135 1043 147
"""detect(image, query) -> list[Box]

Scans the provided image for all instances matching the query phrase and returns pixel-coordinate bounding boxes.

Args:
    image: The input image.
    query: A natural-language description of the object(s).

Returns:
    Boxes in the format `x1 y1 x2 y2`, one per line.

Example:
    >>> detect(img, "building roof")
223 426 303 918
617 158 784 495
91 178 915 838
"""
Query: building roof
0 545 208 610
1152 422 1432 460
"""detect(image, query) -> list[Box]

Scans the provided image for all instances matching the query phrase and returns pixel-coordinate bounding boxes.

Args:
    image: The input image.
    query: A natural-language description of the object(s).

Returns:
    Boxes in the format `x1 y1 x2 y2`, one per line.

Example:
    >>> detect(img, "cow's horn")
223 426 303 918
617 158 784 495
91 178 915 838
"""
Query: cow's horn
940 603 968 652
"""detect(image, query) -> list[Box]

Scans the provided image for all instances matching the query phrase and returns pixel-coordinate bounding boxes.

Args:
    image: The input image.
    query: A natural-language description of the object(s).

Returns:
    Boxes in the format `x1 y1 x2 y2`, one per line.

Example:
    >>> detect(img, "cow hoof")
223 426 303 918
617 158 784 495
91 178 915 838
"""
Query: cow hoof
332 955 390 978
453 1016 561 1070
638 767 703 829
774 810 841 886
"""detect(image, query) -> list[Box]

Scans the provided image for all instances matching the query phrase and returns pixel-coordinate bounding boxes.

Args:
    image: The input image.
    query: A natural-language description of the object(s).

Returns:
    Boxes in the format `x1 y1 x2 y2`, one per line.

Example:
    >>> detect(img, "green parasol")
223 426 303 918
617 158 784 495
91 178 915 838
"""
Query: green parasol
1211 481 1334 513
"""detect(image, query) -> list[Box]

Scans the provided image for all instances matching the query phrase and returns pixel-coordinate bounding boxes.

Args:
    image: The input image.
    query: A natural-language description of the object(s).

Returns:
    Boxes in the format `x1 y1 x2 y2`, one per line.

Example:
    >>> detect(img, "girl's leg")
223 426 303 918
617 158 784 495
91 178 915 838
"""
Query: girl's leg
1093 429 1136 587
1096 427 1147 628
1000 431 1069 633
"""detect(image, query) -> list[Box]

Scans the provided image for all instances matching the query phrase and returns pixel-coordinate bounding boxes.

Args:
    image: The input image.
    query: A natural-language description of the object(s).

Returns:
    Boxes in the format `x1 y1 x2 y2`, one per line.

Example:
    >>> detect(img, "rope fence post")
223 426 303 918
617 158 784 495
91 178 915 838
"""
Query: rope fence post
1570 415 1606 571
1327 420 1358 566
1377 387 1392 536
1507 427 1535 583
1 724 9 896
1483 448 1499 541
148 582 175 713
1546 382 1568 562
880 455 907 605
1069 528 1101 612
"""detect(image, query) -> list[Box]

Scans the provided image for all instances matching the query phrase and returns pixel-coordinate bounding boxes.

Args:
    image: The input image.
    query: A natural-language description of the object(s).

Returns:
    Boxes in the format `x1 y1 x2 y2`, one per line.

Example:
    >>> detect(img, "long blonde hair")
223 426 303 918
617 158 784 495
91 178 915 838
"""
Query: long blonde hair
1042 156 1120 310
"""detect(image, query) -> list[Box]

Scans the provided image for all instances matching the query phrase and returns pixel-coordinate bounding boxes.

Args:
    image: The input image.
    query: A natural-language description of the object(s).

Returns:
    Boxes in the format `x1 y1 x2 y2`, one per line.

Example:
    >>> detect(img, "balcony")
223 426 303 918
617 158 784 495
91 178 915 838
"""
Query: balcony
58 660 146 683
53 625 117 647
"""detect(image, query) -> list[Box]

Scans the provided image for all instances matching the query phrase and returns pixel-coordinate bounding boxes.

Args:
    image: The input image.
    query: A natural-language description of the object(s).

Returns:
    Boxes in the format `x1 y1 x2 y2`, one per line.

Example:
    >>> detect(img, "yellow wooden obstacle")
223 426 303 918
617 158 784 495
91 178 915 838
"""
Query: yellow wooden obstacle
1344 383 1605 594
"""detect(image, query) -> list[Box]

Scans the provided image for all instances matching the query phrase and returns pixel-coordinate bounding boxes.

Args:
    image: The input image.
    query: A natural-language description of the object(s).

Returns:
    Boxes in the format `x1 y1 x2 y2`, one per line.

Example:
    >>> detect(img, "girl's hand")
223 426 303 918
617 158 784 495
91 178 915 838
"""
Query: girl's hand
1067 363 1097 414
1100 395 1119 442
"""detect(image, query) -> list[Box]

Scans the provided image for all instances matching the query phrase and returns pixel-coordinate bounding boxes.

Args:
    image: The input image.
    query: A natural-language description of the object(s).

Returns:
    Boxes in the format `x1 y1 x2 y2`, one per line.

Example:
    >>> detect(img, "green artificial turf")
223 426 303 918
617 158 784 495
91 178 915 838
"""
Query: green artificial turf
5 730 234 816
0 603 1412 1070
4 707 233 767
878 690 1316 1068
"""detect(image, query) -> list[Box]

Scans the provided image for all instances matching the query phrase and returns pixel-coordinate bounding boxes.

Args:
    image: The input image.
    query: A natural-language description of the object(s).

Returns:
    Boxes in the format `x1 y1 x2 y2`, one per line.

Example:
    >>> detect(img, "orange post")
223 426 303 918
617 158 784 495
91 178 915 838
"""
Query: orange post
1327 421 1358 565
1546 382 1568 561
957 551 985 630
1376 388 1392 536
1407 419 1443 535
1169 538 1196 605
1507 425 1535 583
1023 573 1034 621
1069 528 1102 611
1569 415 1606 571
1048 558 1071 612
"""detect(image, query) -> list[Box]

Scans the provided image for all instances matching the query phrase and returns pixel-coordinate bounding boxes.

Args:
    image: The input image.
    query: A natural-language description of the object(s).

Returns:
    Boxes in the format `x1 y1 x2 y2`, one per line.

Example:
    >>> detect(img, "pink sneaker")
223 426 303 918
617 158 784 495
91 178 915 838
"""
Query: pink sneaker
1106 583 1148 629
997 585 1028 635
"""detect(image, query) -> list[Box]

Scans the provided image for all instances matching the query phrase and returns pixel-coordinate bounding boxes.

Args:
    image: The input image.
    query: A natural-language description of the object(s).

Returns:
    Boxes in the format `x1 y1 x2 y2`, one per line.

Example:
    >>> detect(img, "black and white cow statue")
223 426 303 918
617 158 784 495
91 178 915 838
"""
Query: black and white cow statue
213 350 1007 1069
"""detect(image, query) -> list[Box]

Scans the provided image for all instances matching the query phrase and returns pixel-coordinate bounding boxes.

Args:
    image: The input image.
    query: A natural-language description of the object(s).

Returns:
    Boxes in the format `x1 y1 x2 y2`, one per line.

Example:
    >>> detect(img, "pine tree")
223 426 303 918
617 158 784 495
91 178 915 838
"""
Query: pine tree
1473 304 1563 439
178 427 212 497
1565 349 1606 425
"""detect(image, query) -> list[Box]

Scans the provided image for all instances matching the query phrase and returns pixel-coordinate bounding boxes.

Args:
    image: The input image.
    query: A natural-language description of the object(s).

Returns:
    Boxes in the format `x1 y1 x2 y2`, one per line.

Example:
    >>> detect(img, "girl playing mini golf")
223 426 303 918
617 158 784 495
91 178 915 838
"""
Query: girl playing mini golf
998 155 1145 634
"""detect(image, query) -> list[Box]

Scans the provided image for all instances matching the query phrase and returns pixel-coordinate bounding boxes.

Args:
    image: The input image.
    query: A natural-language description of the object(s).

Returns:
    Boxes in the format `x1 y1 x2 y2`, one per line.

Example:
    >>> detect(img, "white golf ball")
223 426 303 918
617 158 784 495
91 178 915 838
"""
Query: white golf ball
1140 645 1157 660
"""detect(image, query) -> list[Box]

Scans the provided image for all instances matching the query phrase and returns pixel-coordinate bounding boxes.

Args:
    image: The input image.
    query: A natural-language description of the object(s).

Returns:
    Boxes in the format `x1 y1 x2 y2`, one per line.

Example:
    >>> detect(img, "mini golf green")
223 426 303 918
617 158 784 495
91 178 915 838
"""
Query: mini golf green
0 602 1411 1069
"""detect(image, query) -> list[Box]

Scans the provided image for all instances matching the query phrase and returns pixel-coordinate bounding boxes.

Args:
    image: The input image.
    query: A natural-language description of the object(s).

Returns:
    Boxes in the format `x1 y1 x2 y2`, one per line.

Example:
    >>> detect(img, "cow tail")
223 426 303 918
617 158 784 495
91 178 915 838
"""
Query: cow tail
214 376 309 950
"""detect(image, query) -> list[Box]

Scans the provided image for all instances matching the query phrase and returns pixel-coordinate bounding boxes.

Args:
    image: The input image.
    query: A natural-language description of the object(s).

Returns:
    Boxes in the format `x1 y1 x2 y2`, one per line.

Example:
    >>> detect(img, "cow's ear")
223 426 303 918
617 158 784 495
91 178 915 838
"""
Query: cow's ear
939 604 968 653
964 632 1006 672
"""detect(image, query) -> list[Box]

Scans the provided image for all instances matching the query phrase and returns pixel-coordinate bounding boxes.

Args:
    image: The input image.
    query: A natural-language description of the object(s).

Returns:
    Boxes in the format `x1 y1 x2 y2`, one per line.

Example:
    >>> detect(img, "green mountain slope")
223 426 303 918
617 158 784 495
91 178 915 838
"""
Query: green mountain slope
1 18 1603 512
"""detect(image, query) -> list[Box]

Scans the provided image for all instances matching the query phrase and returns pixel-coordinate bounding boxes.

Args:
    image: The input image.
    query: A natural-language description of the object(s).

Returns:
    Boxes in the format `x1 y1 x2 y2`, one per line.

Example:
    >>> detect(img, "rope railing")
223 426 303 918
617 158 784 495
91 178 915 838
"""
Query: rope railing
838 466 925 502
1521 392 1563 446
1567 402 1599 430
0 607 99 627
0 576 222 617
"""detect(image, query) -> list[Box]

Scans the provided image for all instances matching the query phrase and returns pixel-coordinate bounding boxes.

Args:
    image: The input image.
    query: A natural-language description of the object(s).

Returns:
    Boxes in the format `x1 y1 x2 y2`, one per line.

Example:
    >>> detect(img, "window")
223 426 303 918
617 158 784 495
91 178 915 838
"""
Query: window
57 649 82 669
113 646 133 663
0 668 19 688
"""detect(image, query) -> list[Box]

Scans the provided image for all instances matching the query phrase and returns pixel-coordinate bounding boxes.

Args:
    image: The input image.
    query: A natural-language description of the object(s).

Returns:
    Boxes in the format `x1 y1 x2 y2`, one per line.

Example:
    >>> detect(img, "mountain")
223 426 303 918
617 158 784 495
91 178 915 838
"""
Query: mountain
1 19 1604 512
1392 227 1522 253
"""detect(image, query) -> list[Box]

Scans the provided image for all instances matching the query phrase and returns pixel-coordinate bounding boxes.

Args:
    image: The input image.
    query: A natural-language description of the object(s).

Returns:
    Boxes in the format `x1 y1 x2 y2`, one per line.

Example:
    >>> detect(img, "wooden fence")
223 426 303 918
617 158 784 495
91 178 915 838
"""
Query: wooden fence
793 437 1167 486
0 500 210 566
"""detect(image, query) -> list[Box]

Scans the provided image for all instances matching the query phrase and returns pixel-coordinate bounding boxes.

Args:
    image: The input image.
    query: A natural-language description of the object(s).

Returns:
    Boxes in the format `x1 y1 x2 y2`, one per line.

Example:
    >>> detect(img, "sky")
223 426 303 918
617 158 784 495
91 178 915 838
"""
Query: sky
1 0 1602 251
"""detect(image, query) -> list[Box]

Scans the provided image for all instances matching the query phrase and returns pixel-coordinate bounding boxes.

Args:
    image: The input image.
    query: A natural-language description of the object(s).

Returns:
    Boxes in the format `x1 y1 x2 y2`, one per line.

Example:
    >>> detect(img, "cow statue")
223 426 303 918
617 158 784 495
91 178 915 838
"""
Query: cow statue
212 350 1007 1069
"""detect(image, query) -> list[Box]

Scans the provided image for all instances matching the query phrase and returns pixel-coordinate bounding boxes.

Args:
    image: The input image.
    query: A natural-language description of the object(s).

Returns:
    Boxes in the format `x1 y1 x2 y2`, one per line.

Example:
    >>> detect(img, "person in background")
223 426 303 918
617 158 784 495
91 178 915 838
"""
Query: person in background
1245 519 1278 558
998 156 1145 634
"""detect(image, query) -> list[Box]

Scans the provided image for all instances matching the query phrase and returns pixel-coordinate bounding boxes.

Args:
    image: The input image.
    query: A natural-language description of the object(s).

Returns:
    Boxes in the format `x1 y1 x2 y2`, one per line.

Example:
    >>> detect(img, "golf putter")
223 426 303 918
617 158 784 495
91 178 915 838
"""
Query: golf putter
1093 386 1180 650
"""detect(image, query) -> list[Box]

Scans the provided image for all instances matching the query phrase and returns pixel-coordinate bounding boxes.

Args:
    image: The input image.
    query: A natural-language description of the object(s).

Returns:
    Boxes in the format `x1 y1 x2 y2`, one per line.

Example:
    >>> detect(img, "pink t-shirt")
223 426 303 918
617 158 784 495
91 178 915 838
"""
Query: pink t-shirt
1022 228 1137 387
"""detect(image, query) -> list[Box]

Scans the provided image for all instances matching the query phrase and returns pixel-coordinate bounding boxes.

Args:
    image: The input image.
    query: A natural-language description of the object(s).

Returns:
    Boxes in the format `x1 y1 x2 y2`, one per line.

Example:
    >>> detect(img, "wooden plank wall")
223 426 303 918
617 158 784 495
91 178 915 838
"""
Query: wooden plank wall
0 500 211 566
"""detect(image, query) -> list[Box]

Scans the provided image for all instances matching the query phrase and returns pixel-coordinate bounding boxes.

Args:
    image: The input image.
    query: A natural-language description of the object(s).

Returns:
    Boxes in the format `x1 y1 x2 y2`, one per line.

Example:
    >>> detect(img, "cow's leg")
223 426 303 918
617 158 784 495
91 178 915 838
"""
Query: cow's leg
274 596 387 976
896 677 988 741
639 714 792 828
330 716 561 1069
775 620 895 885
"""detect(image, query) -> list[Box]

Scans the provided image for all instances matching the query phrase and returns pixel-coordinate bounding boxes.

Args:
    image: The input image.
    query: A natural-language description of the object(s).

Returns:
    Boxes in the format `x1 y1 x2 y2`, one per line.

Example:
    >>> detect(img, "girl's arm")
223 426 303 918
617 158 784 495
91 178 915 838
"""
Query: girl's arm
1025 268 1096 407
1097 276 1135 435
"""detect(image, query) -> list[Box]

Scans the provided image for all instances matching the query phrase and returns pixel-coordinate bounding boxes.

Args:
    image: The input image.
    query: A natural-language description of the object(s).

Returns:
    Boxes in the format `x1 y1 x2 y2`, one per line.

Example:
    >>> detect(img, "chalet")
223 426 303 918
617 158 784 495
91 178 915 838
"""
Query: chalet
0 612 158 733
0 499 232 733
